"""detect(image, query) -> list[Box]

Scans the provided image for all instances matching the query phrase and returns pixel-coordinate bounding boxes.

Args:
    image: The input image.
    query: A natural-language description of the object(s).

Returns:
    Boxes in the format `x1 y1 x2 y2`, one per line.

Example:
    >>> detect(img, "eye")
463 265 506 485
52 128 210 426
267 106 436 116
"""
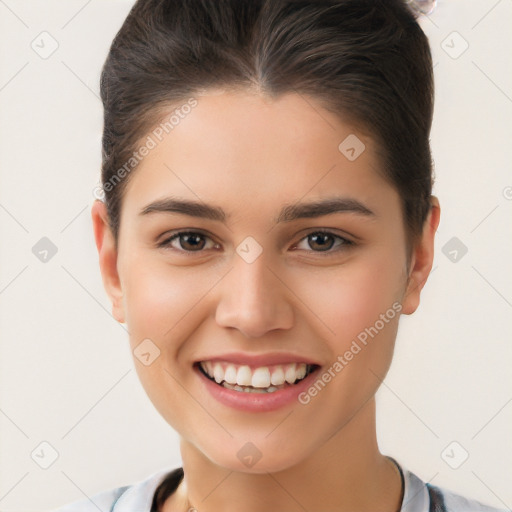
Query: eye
293 231 354 254
158 231 219 252
158 229 354 255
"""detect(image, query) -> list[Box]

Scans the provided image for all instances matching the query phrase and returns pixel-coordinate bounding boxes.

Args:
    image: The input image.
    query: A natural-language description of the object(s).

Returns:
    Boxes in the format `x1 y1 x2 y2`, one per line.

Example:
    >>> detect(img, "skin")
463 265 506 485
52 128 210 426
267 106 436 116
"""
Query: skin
92 88 440 512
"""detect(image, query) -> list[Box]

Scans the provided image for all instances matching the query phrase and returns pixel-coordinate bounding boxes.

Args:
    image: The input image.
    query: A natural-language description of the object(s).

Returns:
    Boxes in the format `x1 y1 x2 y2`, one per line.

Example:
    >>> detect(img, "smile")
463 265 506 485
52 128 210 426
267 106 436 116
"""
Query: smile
198 361 318 393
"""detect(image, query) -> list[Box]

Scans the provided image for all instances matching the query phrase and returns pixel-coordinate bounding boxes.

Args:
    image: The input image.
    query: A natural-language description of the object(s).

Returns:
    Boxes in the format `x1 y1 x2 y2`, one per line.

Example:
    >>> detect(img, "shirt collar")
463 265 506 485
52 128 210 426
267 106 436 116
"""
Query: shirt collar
112 466 175 511
401 467 430 512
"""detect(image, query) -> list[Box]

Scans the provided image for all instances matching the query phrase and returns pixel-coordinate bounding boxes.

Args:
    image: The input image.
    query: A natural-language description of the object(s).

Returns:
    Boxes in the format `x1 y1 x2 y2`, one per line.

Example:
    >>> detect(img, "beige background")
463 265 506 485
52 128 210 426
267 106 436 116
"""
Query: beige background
0 0 511 510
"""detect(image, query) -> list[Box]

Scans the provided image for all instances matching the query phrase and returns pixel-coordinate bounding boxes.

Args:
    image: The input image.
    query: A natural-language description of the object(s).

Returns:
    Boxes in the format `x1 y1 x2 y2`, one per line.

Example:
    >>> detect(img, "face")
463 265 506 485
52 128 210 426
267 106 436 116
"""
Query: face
93 89 438 473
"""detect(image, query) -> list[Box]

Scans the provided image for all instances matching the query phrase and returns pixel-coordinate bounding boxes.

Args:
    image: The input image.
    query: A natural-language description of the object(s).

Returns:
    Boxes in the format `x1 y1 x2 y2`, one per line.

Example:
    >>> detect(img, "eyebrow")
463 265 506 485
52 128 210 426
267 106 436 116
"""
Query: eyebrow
139 196 375 223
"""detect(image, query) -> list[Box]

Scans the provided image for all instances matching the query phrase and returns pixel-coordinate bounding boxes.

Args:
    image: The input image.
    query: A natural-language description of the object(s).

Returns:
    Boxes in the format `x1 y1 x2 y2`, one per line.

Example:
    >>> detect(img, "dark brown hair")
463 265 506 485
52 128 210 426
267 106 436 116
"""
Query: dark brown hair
100 0 434 256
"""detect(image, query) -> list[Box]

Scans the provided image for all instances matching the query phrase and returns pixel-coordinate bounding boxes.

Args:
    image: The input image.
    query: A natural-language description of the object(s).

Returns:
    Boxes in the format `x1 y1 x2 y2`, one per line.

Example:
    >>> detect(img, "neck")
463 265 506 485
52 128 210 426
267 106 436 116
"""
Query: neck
167 398 402 512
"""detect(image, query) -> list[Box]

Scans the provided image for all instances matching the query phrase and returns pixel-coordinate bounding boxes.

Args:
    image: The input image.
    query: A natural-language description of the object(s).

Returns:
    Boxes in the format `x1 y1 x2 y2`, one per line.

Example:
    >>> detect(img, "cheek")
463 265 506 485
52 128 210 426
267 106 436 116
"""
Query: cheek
118 254 208 428
290 258 404 414
289 251 405 345
120 253 206 342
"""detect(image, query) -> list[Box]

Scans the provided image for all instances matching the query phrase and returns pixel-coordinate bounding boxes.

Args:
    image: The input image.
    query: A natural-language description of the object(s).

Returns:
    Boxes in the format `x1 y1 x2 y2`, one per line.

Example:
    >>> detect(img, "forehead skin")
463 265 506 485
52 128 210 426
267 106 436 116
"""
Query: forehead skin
118 89 405 255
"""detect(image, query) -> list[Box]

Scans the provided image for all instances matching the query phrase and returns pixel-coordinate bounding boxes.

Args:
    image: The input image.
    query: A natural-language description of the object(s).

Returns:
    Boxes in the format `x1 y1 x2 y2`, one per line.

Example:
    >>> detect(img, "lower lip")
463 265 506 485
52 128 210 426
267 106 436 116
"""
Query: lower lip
195 364 321 412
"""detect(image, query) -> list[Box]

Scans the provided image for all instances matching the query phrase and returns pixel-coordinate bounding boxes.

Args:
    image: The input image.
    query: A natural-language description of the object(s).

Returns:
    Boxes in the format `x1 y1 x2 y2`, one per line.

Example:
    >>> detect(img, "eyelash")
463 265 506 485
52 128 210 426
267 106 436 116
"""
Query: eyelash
157 230 355 256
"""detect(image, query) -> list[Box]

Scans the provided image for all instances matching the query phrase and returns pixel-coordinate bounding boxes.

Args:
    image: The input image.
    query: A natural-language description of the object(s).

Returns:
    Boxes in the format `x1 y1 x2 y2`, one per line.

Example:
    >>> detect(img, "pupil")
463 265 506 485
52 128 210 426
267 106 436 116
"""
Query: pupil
181 234 205 250
309 233 333 251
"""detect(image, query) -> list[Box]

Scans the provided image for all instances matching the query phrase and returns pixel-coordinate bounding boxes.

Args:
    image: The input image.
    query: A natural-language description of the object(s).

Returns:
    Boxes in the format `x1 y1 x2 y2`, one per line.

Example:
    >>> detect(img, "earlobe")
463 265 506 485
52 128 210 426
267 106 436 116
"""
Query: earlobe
401 196 441 315
91 200 126 323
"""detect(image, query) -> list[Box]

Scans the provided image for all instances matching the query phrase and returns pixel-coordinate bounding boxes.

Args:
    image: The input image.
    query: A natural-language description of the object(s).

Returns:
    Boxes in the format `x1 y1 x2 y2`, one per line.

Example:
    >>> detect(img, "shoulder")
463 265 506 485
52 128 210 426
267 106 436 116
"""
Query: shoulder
52 485 130 512
52 466 180 512
400 461 507 512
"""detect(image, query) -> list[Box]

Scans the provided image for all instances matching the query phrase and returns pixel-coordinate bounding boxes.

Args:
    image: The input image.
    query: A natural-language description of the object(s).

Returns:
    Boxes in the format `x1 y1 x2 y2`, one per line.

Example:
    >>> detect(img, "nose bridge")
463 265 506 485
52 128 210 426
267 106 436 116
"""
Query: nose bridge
215 248 294 338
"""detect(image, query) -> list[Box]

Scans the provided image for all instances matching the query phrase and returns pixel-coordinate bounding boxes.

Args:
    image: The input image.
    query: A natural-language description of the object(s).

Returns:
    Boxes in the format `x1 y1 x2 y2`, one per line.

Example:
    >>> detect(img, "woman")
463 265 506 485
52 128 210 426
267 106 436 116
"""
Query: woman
55 0 505 510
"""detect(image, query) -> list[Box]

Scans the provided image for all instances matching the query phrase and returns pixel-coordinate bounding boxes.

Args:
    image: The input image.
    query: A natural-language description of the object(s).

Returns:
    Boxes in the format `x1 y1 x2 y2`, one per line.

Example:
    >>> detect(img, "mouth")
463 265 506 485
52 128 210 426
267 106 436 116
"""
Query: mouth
195 360 320 394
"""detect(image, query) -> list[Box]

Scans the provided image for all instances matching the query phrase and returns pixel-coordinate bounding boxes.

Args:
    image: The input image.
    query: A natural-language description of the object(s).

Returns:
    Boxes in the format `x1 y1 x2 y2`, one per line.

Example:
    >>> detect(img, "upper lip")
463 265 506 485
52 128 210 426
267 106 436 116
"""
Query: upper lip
194 352 321 367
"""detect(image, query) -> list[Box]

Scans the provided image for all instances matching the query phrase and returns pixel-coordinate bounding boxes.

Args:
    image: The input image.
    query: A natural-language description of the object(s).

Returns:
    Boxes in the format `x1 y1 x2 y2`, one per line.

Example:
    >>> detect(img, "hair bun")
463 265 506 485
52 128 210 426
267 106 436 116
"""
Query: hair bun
407 0 437 15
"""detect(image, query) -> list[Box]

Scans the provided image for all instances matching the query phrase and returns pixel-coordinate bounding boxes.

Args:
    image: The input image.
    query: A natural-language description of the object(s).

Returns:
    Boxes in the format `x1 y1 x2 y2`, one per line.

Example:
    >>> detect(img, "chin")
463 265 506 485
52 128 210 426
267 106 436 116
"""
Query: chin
203 442 308 475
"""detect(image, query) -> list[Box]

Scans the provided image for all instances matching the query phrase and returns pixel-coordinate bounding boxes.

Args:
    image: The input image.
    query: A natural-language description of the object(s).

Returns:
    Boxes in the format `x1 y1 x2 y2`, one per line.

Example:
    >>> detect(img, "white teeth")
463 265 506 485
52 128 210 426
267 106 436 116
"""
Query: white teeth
285 363 297 384
237 365 252 386
200 361 312 389
224 364 238 384
270 367 285 386
251 367 271 388
222 381 282 393
213 363 224 384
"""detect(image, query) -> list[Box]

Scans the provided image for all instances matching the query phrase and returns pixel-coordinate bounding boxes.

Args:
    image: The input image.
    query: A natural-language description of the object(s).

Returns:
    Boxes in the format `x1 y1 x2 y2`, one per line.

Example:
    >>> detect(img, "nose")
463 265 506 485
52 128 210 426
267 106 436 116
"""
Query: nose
215 253 294 339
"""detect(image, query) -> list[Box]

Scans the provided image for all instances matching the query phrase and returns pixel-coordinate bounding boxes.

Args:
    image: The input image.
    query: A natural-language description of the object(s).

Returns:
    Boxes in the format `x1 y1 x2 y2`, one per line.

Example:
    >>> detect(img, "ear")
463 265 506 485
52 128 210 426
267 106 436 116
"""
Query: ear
91 200 125 323
401 196 441 315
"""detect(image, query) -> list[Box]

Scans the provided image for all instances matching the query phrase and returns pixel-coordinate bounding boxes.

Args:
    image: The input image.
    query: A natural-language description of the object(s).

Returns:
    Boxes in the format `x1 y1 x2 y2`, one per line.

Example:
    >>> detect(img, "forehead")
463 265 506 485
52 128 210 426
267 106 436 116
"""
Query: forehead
122 89 399 220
